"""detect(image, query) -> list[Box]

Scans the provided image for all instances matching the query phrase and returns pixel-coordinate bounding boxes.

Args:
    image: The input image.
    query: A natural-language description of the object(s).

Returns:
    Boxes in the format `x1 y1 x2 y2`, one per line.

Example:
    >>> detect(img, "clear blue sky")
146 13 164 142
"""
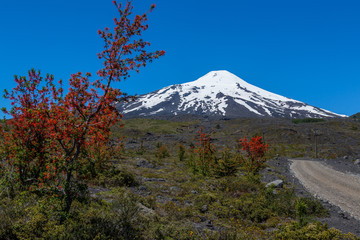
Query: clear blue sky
1 0 359 116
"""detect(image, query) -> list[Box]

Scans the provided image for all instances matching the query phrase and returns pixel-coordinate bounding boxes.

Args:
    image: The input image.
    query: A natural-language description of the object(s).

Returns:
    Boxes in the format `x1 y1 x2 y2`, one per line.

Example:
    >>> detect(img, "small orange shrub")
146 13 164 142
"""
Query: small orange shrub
238 136 268 173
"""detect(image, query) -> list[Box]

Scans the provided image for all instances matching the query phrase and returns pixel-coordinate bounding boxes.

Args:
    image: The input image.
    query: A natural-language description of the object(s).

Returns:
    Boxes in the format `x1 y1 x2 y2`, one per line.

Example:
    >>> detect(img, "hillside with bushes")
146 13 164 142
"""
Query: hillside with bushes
1 117 359 239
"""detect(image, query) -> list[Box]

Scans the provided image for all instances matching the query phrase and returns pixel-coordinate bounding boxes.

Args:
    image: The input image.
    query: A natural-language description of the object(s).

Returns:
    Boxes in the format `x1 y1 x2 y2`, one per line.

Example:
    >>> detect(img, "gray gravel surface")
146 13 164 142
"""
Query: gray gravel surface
263 157 360 235
291 159 360 220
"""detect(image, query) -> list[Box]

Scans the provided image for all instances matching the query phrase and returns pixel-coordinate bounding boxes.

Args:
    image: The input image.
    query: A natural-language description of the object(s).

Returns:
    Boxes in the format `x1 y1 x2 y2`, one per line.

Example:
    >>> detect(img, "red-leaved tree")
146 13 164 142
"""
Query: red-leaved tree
193 127 216 175
238 136 268 173
0 0 164 213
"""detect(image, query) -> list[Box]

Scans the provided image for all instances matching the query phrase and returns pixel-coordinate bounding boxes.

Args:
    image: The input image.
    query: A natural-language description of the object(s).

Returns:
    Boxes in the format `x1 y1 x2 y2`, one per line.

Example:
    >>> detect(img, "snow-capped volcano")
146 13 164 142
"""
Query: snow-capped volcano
117 70 347 119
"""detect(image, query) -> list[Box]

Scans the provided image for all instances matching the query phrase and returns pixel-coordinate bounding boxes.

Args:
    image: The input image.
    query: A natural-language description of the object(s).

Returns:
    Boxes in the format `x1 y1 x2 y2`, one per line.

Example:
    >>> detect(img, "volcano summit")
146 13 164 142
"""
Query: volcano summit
117 70 346 119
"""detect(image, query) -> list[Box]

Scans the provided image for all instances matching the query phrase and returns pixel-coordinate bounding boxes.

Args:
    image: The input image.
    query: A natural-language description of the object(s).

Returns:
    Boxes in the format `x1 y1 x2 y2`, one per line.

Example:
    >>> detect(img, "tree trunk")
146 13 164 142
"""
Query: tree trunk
63 167 73 214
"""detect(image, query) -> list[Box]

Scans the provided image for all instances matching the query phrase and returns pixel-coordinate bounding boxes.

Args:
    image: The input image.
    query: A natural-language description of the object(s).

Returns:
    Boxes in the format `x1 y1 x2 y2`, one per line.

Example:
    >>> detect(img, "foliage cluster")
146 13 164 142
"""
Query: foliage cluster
192 127 216 175
177 144 186 162
185 127 268 177
155 142 170 159
239 136 269 174
0 0 164 216
0 173 337 240
0 190 144 240
274 222 357 239
292 118 326 124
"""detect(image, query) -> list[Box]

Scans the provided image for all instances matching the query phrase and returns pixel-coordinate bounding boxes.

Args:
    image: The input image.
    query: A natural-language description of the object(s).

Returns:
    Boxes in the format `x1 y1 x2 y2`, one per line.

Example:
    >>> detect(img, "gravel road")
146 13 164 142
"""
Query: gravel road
290 159 360 221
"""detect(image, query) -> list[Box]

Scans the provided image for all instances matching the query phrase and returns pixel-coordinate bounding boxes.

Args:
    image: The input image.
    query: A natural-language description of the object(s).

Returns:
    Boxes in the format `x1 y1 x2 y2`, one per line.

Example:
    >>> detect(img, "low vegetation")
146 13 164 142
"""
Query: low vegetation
351 112 360 122
1 117 359 239
292 118 326 124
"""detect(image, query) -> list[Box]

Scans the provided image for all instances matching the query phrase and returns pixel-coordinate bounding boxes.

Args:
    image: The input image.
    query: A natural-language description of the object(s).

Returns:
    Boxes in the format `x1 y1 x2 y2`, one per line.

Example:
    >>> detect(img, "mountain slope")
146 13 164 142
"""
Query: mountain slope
117 70 347 119
351 112 360 122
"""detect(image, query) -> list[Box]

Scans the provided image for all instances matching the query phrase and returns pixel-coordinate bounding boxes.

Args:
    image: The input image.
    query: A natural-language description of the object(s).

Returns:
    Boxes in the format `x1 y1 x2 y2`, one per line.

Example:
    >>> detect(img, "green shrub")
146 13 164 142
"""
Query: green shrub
0 193 60 240
0 190 145 240
217 176 259 194
274 221 358 239
350 125 358 131
263 186 297 218
144 222 199 240
178 144 186 162
194 192 218 209
292 118 325 124
299 197 329 218
96 167 138 188
189 127 216 176
186 146 197 174
212 148 239 177
233 197 274 223
136 140 145 155
296 199 307 227
155 144 170 159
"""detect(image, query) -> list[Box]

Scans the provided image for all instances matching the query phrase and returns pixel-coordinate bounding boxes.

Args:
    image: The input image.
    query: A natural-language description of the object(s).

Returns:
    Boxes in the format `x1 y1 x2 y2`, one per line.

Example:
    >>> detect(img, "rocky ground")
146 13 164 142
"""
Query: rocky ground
262 156 360 235
114 117 360 236
118 116 360 160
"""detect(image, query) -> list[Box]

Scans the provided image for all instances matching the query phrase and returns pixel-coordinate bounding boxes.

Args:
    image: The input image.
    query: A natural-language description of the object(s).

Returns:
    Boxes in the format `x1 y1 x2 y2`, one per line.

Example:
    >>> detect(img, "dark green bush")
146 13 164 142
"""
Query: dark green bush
155 144 170 159
296 199 307 227
0 193 60 240
265 187 297 217
292 118 325 124
212 149 239 177
0 190 144 240
299 197 329 217
96 167 138 188
178 144 186 162
274 221 357 239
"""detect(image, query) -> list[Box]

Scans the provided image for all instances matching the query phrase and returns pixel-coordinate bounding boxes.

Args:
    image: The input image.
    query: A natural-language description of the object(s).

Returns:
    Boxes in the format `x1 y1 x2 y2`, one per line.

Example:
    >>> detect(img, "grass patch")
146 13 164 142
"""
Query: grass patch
292 118 326 124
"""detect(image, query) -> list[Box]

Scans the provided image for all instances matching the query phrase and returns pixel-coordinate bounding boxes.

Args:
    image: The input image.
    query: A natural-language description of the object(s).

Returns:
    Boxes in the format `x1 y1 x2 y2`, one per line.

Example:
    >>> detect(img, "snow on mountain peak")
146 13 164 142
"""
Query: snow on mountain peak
192 70 244 84
117 70 347 119
184 70 294 103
